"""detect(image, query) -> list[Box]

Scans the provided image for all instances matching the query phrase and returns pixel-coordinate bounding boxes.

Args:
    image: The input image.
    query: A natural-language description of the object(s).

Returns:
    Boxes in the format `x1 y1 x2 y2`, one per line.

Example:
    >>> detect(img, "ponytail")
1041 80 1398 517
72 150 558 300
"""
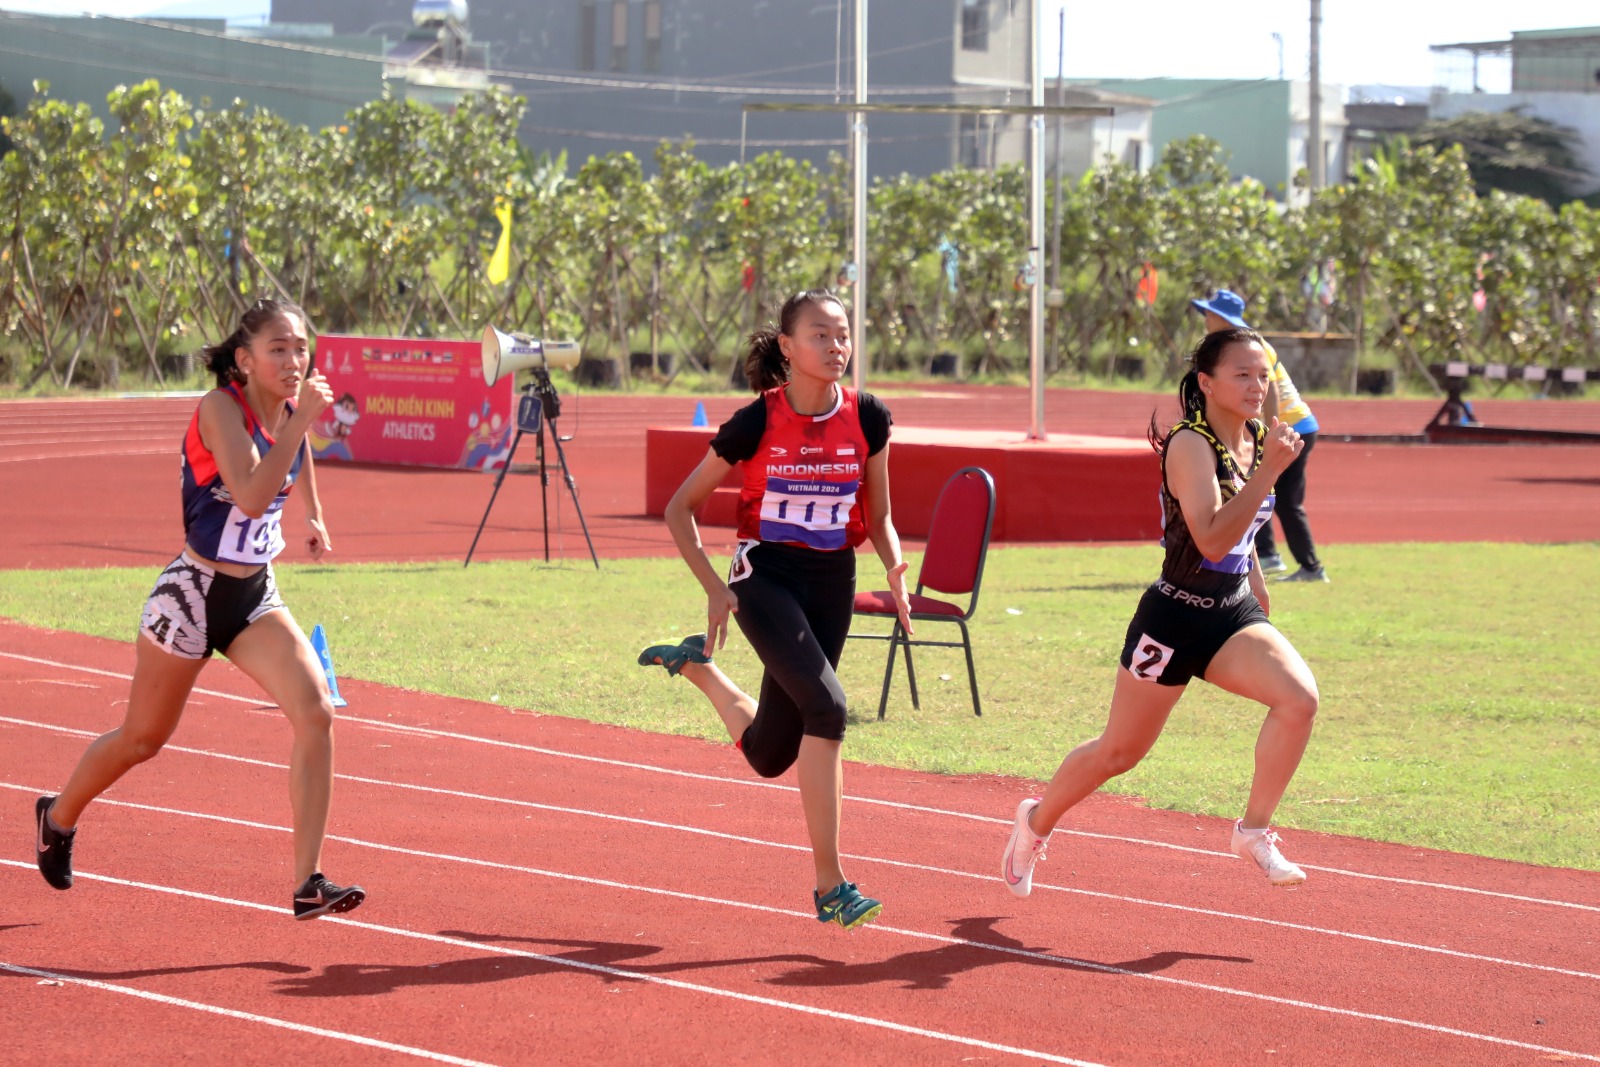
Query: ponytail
743 327 788 392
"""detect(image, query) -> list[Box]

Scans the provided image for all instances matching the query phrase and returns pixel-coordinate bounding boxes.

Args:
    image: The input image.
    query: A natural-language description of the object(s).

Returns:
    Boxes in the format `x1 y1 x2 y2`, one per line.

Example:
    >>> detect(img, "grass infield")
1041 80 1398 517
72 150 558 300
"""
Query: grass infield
2 541 1596 871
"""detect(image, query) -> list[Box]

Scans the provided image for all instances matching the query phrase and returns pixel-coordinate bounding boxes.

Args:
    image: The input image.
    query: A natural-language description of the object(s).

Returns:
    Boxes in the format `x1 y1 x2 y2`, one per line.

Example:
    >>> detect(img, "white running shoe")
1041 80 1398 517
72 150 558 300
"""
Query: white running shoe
1001 797 1050 898
1231 820 1306 887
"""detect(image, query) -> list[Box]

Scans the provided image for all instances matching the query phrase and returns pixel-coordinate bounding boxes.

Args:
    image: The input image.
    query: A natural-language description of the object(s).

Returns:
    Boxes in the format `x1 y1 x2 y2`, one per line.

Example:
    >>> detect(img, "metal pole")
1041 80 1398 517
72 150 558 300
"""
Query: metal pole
1027 0 1046 439
1051 6 1064 291
1308 0 1324 190
851 0 868 392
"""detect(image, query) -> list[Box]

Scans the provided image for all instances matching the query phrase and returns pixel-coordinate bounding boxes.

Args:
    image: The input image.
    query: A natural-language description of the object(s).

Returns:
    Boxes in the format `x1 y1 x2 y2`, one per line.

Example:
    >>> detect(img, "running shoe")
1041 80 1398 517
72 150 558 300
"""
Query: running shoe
35 795 75 891
1280 566 1330 583
637 633 712 677
814 881 882 930
293 873 366 920
1001 797 1049 898
1230 821 1306 886
1257 553 1287 575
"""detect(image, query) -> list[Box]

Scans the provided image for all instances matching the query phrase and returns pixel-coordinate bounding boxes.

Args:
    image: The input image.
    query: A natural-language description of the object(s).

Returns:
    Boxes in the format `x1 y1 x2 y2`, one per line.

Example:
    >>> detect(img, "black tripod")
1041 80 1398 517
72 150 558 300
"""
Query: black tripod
465 370 598 569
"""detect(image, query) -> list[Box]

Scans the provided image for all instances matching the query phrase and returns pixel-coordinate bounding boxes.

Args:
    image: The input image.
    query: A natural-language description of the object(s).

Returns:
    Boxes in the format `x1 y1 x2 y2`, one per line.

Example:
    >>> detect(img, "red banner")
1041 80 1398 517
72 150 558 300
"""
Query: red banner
310 335 514 470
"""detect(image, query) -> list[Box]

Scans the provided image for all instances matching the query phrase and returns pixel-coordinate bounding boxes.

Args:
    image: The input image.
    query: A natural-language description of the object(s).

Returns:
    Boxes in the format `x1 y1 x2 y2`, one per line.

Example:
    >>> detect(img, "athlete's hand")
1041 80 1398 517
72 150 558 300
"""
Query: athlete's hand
706 581 739 653
296 372 335 421
305 517 332 561
1261 416 1303 474
886 561 915 637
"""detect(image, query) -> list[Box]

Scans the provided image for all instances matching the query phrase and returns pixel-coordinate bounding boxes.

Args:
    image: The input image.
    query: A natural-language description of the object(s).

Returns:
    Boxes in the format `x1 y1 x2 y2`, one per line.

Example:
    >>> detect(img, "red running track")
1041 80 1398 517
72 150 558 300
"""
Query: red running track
2 392 1599 569
4 621 1599 1066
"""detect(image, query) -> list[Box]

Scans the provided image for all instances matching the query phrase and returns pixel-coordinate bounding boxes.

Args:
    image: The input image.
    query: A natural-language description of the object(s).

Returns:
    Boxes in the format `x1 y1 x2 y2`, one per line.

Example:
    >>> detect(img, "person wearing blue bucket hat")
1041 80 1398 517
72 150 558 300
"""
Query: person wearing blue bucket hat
1192 291 1328 583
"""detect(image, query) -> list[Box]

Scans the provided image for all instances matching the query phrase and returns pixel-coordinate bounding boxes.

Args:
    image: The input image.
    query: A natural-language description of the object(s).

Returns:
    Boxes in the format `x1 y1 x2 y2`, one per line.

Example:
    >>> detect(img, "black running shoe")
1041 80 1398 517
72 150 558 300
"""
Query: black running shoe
293 873 365 920
35 795 75 891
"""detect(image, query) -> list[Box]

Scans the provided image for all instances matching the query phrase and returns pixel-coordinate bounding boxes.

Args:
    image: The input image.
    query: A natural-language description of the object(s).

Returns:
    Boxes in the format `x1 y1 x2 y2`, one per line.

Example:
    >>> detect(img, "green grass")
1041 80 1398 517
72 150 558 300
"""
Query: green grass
2 541 1597 870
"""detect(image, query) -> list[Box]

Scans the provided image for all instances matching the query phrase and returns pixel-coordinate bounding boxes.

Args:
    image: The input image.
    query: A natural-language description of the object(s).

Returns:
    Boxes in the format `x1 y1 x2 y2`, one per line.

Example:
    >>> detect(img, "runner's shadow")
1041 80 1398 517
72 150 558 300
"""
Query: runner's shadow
439 929 832 979
764 917 1250 991
0 924 39 935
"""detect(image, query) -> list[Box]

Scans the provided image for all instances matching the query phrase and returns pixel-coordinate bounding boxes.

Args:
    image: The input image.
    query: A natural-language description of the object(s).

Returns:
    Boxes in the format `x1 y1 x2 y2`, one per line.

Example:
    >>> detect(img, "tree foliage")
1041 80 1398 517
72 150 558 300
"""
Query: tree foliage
1413 110 1590 205
2 80 1598 390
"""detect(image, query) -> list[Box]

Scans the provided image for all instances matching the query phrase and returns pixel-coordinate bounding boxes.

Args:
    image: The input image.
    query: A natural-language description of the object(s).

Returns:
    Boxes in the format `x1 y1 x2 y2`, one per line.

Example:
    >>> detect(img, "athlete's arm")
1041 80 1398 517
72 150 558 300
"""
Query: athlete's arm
861 444 913 636
1167 424 1299 561
201 375 333 518
299 449 331 561
664 449 741 652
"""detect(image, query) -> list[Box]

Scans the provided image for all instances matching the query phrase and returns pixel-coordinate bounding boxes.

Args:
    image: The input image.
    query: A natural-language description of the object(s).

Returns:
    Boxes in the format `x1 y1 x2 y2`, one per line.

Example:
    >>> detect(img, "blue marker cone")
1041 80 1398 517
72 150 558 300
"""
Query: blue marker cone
692 401 708 428
309 624 348 708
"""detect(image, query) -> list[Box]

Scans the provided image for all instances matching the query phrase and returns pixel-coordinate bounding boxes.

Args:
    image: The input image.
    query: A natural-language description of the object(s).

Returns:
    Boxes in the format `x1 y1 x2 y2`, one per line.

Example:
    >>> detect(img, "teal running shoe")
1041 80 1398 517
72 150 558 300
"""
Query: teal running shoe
814 881 882 930
637 633 712 677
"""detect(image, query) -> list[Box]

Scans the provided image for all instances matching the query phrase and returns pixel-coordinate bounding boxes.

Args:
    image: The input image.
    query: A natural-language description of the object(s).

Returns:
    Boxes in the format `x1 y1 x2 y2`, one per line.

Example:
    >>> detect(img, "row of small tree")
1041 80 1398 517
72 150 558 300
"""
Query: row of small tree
3 79 1598 389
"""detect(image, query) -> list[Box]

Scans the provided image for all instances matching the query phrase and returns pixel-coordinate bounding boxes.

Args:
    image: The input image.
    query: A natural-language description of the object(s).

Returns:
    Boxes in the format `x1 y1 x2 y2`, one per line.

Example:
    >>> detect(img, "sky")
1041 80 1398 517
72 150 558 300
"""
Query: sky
4 0 1597 95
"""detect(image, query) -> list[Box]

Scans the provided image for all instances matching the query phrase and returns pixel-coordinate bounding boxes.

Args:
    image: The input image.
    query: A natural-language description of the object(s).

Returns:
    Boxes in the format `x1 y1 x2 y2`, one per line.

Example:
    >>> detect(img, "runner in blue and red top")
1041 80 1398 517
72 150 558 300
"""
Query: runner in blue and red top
638 289 912 931
33 298 366 921
1000 327 1322 898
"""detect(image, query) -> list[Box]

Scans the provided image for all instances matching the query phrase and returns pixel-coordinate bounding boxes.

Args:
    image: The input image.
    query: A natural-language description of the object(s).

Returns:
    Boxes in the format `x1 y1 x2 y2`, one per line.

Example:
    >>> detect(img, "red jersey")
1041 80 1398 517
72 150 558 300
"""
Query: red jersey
711 386 889 551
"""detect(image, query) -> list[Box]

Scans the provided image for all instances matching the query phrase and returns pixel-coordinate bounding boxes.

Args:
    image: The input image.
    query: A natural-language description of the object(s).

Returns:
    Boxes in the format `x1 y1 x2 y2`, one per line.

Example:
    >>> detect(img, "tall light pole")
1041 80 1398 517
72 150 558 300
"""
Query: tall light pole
1308 0 1324 190
1027 0 1047 439
851 0 868 392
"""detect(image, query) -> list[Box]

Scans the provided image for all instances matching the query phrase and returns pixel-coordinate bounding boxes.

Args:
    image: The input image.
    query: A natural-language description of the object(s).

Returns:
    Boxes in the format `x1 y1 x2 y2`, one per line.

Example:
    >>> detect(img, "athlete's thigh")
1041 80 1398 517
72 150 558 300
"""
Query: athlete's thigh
222 609 329 724
1101 666 1187 756
735 573 834 689
1202 623 1318 708
123 633 210 745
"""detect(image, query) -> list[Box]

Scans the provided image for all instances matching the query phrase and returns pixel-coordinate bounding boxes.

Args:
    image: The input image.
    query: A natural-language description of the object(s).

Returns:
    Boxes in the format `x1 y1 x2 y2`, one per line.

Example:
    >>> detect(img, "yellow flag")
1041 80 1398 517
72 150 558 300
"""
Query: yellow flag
487 199 512 285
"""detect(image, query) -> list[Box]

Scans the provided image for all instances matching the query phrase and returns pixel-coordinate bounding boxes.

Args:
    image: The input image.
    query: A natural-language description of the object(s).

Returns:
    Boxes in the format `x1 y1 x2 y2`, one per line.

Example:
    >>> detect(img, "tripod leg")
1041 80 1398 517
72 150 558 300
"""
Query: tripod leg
465 429 524 567
546 420 600 570
537 420 551 562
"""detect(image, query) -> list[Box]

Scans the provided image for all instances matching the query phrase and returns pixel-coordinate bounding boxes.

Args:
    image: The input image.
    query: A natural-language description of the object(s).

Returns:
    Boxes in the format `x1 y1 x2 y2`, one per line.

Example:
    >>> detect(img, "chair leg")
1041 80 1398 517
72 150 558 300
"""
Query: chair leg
876 622 900 721
902 634 920 710
958 619 981 716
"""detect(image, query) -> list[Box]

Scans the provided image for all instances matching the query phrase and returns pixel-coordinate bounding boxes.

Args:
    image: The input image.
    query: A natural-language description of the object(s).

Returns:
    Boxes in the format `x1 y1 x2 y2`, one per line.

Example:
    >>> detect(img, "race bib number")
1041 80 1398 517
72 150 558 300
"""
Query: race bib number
1128 634 1175 683
217 496 287 564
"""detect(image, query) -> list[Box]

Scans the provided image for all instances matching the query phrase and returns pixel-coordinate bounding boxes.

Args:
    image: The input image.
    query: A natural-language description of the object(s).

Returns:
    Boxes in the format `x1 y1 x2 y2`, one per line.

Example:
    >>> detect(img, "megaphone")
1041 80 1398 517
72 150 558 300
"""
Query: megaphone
481 325 581 386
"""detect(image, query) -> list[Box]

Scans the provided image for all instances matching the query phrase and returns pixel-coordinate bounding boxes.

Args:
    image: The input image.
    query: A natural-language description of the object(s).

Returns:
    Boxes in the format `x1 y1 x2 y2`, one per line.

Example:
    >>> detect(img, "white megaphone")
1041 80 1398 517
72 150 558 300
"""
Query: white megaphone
481 325 581 386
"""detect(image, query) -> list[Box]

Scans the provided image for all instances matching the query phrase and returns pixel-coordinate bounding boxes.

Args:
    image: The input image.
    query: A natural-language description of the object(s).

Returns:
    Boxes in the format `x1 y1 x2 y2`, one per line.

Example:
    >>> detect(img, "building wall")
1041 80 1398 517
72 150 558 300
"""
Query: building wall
0 14 383 132
271 0 1030 176
1511 27 1600 93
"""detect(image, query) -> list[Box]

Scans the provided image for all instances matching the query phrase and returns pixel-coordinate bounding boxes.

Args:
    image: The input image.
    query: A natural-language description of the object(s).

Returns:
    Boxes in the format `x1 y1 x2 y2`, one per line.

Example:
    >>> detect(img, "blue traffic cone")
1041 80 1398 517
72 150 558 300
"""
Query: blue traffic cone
692 401 708 427
309 624 348 708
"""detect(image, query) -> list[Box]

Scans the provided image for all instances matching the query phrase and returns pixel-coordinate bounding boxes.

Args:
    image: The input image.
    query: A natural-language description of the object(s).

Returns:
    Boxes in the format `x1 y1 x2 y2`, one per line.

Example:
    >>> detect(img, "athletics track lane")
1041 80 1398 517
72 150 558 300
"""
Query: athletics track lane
3 395 1598 569
4 623 1597 1066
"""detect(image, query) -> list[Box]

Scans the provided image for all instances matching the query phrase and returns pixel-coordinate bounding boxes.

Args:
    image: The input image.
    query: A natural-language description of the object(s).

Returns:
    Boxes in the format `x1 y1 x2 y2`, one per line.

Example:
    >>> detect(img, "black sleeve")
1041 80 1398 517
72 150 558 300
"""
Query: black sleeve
709 398 767 464
858 391 893 456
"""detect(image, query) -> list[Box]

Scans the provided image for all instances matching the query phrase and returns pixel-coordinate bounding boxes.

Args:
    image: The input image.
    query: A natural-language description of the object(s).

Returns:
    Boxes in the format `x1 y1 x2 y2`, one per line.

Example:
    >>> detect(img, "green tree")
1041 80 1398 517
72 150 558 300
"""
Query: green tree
1413 110 1589 204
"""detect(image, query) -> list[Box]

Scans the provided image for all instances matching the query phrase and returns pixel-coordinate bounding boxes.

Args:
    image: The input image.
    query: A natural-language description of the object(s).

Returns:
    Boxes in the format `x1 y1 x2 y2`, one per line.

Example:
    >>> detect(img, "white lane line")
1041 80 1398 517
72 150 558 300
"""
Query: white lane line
0 863 1108 1067
3 834 1596 1065
3 649 1597 914
0 960 499 1067
1 732 1595 985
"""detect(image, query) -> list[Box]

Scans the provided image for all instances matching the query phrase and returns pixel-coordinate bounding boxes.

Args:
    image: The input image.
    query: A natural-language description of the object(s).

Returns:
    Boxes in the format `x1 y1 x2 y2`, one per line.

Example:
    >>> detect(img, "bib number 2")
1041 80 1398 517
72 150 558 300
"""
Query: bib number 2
1129 634 1175 683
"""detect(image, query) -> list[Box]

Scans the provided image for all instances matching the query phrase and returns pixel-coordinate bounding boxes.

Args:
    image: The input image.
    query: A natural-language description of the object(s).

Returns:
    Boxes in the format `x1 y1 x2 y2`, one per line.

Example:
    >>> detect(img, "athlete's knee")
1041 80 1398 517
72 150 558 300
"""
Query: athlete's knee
743 743 798 779
119 729 169 766
1274 683 1319 731
1090 737 1148 779
288 694 336 739
802 690 849 744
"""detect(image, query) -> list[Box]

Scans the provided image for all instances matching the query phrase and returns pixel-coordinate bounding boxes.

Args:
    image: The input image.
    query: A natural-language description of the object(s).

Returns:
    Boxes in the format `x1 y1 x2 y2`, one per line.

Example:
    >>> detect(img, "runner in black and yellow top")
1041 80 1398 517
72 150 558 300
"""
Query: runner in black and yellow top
1192 289 1328 582
639 289 912 931
1001 327 1321 896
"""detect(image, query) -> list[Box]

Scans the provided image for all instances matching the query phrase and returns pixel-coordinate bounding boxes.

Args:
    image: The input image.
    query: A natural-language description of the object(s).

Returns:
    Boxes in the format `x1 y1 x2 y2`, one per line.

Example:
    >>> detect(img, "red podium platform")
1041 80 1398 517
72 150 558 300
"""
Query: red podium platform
645 425 1162 542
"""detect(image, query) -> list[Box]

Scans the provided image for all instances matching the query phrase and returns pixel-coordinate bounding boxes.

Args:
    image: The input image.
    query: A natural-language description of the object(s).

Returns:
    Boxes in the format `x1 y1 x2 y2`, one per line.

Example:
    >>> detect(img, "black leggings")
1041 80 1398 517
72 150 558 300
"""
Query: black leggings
732 542 856 778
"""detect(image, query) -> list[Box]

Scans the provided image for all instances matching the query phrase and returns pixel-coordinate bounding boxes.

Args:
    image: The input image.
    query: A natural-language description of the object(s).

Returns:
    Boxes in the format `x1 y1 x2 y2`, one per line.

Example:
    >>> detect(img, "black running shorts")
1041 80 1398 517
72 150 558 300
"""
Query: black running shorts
1119 580 1269 687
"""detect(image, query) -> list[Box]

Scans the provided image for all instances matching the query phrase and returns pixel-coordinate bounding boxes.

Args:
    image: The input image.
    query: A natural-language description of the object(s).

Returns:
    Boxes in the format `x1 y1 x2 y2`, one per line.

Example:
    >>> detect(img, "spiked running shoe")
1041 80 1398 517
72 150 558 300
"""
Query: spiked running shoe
1231 821 1306 887
35 795 75 890
814 881 882 930
1001 797 1049 898
293 873 367 920
637 633 712 677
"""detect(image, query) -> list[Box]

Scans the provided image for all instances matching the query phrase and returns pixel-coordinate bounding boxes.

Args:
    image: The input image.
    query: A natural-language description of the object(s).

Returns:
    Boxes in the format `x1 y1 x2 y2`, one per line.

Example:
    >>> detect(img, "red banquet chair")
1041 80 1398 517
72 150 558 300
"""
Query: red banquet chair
849 465 996 719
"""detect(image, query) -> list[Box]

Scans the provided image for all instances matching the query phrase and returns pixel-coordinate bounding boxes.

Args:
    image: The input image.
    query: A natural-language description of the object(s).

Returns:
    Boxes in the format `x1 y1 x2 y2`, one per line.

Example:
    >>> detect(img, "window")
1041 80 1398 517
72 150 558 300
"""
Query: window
644 0 662 73
579 0 596 70
1124 138 1143 170
960 0 988 52
611 0 629 72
